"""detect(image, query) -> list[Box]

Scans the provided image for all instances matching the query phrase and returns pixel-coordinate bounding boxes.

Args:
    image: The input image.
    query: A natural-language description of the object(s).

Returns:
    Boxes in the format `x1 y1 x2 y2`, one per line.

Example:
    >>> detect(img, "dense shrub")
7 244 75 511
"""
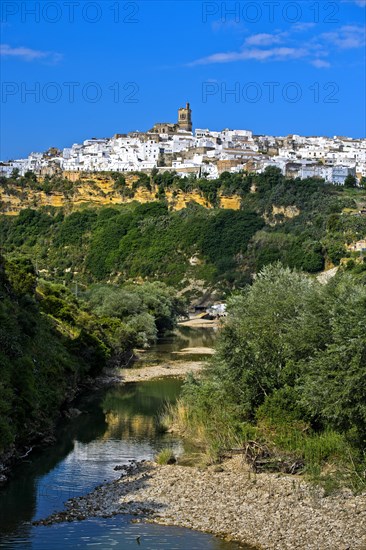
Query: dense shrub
177 265 366 489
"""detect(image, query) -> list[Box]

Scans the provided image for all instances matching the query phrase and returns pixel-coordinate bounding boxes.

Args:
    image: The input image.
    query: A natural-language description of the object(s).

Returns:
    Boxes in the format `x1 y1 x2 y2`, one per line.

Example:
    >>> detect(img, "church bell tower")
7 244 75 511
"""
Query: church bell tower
178 102 192 132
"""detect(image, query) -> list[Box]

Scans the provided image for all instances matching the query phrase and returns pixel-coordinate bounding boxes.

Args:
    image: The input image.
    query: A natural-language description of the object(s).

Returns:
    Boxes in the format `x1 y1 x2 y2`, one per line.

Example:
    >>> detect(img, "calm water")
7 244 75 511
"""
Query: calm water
136 325 218 365
0 327 245 550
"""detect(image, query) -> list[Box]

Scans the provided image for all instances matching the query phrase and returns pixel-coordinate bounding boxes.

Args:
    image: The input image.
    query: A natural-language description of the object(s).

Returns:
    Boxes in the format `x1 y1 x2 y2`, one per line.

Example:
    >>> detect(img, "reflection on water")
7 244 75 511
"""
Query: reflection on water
0 379 183 541
137 325 217 365
101 379 182 441
0 327 245 550
6 517 244 549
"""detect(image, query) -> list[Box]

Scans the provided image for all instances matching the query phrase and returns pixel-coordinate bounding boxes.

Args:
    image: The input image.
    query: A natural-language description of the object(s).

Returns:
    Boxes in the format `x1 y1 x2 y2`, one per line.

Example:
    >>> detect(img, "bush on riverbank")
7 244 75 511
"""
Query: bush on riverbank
173 265 366 492
85 281 186 347
155 448 176 465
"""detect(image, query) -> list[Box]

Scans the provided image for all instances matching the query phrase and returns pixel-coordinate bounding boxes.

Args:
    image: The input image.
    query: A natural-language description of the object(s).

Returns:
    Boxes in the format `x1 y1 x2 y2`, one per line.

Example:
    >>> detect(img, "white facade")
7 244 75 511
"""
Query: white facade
2 128 365 183
300 164 356 184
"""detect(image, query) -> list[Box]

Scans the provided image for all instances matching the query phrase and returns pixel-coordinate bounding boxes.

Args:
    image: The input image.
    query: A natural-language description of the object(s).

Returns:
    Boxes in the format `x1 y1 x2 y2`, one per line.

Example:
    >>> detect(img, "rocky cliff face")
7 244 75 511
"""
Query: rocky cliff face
0 172 242 215
263 204 301 226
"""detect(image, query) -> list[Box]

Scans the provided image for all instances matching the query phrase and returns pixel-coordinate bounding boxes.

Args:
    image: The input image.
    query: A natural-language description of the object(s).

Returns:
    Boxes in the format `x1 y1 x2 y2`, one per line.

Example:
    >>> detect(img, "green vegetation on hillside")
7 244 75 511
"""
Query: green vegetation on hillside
0 255 183 457
1 168 365 290
0 201 264 288
0 255 96 453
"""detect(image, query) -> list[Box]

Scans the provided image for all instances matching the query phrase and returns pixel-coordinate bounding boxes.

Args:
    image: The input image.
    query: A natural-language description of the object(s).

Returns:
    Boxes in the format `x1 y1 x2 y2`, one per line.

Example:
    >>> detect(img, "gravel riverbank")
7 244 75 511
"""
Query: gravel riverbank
34 457 366 549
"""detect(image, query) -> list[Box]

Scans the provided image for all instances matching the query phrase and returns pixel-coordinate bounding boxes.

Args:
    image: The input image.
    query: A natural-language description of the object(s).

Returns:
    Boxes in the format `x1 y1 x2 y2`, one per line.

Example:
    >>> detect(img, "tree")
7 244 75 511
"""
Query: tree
207 265 328 418
344 174 357 188
5 257 37 295
219 171 232 182
325 239 347 265
24 171 37 182
114 175 126 190
300 276 366 437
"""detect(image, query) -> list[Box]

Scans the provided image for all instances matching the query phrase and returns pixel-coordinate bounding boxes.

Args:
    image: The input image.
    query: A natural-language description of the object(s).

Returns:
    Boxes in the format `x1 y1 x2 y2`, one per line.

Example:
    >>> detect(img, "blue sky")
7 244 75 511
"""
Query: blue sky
1 0 365 159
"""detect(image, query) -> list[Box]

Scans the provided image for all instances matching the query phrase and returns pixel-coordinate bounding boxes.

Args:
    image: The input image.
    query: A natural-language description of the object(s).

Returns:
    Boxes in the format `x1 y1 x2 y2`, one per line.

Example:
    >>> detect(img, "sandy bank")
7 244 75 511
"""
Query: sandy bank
178 318 219 328
172 347 215 356
118 360 205 383
35 457 366 550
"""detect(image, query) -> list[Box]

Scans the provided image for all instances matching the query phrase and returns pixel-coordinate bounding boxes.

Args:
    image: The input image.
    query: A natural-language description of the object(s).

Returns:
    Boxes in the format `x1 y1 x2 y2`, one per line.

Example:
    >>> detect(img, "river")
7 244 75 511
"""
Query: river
0 326 244 549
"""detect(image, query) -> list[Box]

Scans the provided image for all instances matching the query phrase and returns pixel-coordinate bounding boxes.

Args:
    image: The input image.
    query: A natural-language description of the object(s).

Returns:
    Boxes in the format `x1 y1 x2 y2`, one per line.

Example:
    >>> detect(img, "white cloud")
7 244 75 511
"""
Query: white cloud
311 59 331 68
188 22 365 67
341 0 366 6
189 46 308 66
292 22 316 32
321 25 366 49
244 33 284 46
0 44 62 62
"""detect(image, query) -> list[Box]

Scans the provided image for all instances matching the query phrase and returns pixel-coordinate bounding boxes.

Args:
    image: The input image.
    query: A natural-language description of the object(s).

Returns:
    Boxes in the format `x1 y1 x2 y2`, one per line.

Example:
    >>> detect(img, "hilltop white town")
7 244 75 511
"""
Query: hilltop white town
1 103 365 185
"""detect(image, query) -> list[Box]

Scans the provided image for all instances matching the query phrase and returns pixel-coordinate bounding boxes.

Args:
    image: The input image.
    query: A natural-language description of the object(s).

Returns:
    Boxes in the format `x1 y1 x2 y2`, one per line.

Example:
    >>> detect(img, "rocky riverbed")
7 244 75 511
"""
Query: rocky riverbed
34 457 366 550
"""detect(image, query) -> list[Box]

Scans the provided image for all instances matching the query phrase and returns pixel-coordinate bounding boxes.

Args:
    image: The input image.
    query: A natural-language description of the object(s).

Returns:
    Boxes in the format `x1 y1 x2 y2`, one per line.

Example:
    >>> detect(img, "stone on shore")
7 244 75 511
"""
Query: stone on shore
33 457 366 550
